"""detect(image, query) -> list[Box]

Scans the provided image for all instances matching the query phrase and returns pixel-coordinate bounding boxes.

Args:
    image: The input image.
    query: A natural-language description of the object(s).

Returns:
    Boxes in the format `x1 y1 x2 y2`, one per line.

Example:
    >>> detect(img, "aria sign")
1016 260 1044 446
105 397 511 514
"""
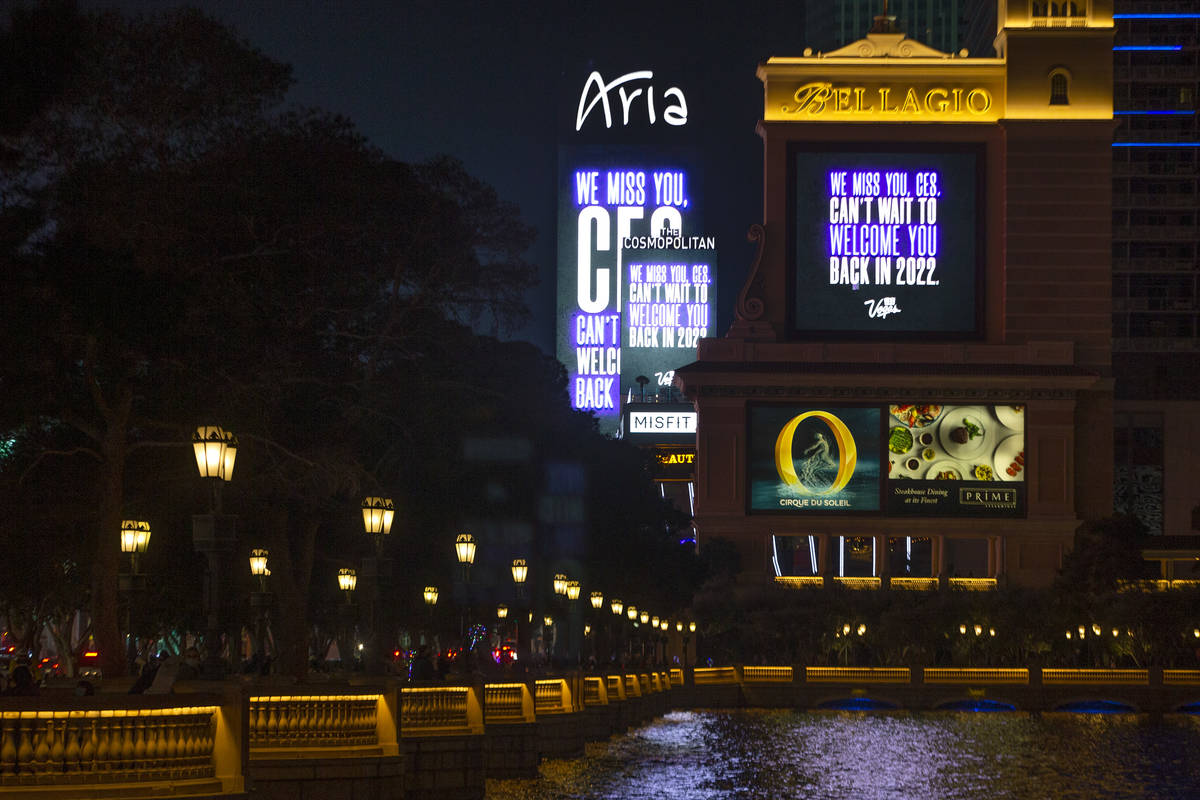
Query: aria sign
576 70 689 131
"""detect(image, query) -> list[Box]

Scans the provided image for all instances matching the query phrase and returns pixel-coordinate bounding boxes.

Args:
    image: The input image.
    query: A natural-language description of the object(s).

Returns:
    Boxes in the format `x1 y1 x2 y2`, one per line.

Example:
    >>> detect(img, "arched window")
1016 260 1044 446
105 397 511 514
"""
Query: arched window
1049 71 1070 105
1032 1 1048 15
1066 1 1081 16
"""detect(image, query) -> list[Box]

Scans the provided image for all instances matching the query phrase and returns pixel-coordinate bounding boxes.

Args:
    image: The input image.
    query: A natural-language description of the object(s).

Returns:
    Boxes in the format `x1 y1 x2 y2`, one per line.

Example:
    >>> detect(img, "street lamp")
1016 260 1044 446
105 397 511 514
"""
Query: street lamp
497 604 508 620
249 549 271 669
627 605 637 622
361 496 394 559
590 591 604 611
611 598 623 616
455 533 477 578
191 424 239 677
338 568 357 603
424 585 439 607
192 425 237 482
553 573 568 597
566 581 581 603
118 519 151 674
249 549 269 592
119 519 151 575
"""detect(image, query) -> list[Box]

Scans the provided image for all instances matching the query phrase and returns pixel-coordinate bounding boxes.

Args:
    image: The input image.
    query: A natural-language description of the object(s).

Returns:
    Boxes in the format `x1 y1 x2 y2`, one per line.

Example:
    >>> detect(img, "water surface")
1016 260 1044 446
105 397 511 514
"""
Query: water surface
487 709 1200 799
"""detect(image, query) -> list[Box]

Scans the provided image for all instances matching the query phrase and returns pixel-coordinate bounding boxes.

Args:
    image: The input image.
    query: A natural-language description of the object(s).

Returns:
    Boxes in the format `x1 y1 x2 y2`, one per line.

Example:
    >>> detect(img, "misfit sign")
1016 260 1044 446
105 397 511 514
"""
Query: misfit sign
623 404 697 444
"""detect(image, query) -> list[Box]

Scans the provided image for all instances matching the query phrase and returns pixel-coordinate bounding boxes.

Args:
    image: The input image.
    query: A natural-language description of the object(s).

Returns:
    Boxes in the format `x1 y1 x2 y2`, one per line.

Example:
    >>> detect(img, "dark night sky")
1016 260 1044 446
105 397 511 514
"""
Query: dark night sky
78 0 821 352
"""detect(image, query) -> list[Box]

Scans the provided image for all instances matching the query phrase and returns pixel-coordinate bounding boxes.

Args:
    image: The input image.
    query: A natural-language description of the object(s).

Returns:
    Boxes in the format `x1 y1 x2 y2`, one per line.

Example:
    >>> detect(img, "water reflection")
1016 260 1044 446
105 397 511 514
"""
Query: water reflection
487 710 1200 800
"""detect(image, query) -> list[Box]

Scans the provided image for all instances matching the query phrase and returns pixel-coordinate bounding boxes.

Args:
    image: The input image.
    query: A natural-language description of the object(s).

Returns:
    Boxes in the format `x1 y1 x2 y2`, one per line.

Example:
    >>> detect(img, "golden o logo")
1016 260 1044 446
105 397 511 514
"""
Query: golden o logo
773 411 857 494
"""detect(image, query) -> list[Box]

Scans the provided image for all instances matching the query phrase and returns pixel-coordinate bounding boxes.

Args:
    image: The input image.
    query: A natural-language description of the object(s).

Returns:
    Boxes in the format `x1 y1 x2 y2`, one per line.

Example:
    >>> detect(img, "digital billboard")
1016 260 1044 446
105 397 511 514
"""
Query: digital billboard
748 403 1026 517
748 406 883 512
557 146 713 433
885 403 1025 517
790 144 982 337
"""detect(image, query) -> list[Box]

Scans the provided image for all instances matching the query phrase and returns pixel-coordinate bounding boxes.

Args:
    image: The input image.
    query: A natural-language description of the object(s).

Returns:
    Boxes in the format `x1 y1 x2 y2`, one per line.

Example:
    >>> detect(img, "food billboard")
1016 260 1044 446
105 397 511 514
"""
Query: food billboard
749 403 1025 517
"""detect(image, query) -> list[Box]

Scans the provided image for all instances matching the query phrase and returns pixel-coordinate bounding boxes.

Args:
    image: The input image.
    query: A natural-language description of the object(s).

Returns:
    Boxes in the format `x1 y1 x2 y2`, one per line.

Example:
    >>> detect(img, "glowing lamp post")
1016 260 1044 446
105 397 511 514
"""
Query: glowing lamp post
511 559 528 593
118 520 151 673
566 581 581 603
611 599 623 617
119 520 151 575
590 591 604 610
249 549 269 591
553 573 568 597
191 425 239 677
360 496 394 673
192 426 238 482
510 558 530 665
497 604 508 620
455 533 477 578
338 568 357 603
424 585 439 607
249 549 271 667
361 497 394 549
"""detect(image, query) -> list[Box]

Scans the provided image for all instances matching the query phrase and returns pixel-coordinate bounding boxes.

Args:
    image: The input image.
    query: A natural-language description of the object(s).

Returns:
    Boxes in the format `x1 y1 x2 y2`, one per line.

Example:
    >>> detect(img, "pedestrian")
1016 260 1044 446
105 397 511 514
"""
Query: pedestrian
2 664 38 696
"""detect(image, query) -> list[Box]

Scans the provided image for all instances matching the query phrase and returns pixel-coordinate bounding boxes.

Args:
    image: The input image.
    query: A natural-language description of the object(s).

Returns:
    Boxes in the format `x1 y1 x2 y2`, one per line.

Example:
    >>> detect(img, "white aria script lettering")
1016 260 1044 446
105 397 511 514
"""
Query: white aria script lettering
864 297 902 319
576 71 688 131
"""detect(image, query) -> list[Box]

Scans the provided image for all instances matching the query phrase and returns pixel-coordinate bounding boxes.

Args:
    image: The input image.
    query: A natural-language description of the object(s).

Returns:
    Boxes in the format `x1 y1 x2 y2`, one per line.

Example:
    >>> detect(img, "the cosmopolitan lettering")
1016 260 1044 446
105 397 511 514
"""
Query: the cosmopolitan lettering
785 82 993 117
824 168 944 319
576 71 688 131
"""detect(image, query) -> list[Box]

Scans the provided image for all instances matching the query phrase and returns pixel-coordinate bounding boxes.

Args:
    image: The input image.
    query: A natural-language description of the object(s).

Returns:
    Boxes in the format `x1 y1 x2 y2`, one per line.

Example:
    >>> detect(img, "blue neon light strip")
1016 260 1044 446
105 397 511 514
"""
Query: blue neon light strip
1113 142 1200 147
1113 45 1183 51
1114 110 1195 115
1114 13 1200 19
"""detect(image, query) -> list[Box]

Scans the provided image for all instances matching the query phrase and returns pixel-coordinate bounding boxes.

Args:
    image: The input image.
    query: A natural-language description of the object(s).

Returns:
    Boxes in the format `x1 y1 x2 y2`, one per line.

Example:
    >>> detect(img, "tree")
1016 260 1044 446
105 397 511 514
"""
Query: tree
1 5 537 677
1056 514 1155 596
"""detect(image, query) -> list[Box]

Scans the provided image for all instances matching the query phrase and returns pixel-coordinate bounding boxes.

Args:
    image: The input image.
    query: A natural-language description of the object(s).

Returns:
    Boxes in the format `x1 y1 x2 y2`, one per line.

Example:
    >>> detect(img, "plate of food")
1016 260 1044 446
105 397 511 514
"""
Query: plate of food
891 404 944 428
992 434 1025 482
926 461 962 481
995 405 1025 431
939 411 988 459
971 463 996 481
888 426 914 455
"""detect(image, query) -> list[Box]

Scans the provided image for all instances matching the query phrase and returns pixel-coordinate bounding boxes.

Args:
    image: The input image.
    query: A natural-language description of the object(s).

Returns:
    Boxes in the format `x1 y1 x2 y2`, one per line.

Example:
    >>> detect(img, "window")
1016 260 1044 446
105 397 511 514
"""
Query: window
1114 413 1164 535
1050 72 1070 105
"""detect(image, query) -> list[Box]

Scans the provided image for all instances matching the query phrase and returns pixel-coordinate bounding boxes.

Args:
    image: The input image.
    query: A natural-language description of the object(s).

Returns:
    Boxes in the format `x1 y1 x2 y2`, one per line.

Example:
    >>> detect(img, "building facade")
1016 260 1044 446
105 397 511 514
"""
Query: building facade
1110 1 1200 553
676 0 1115 588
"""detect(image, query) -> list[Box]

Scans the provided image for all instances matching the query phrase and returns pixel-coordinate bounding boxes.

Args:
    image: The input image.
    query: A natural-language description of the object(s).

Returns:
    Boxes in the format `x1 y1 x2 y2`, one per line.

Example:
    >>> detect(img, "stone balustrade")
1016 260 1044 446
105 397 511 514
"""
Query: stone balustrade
4 667 1198 799
0 689 244 798
249 692 379 749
